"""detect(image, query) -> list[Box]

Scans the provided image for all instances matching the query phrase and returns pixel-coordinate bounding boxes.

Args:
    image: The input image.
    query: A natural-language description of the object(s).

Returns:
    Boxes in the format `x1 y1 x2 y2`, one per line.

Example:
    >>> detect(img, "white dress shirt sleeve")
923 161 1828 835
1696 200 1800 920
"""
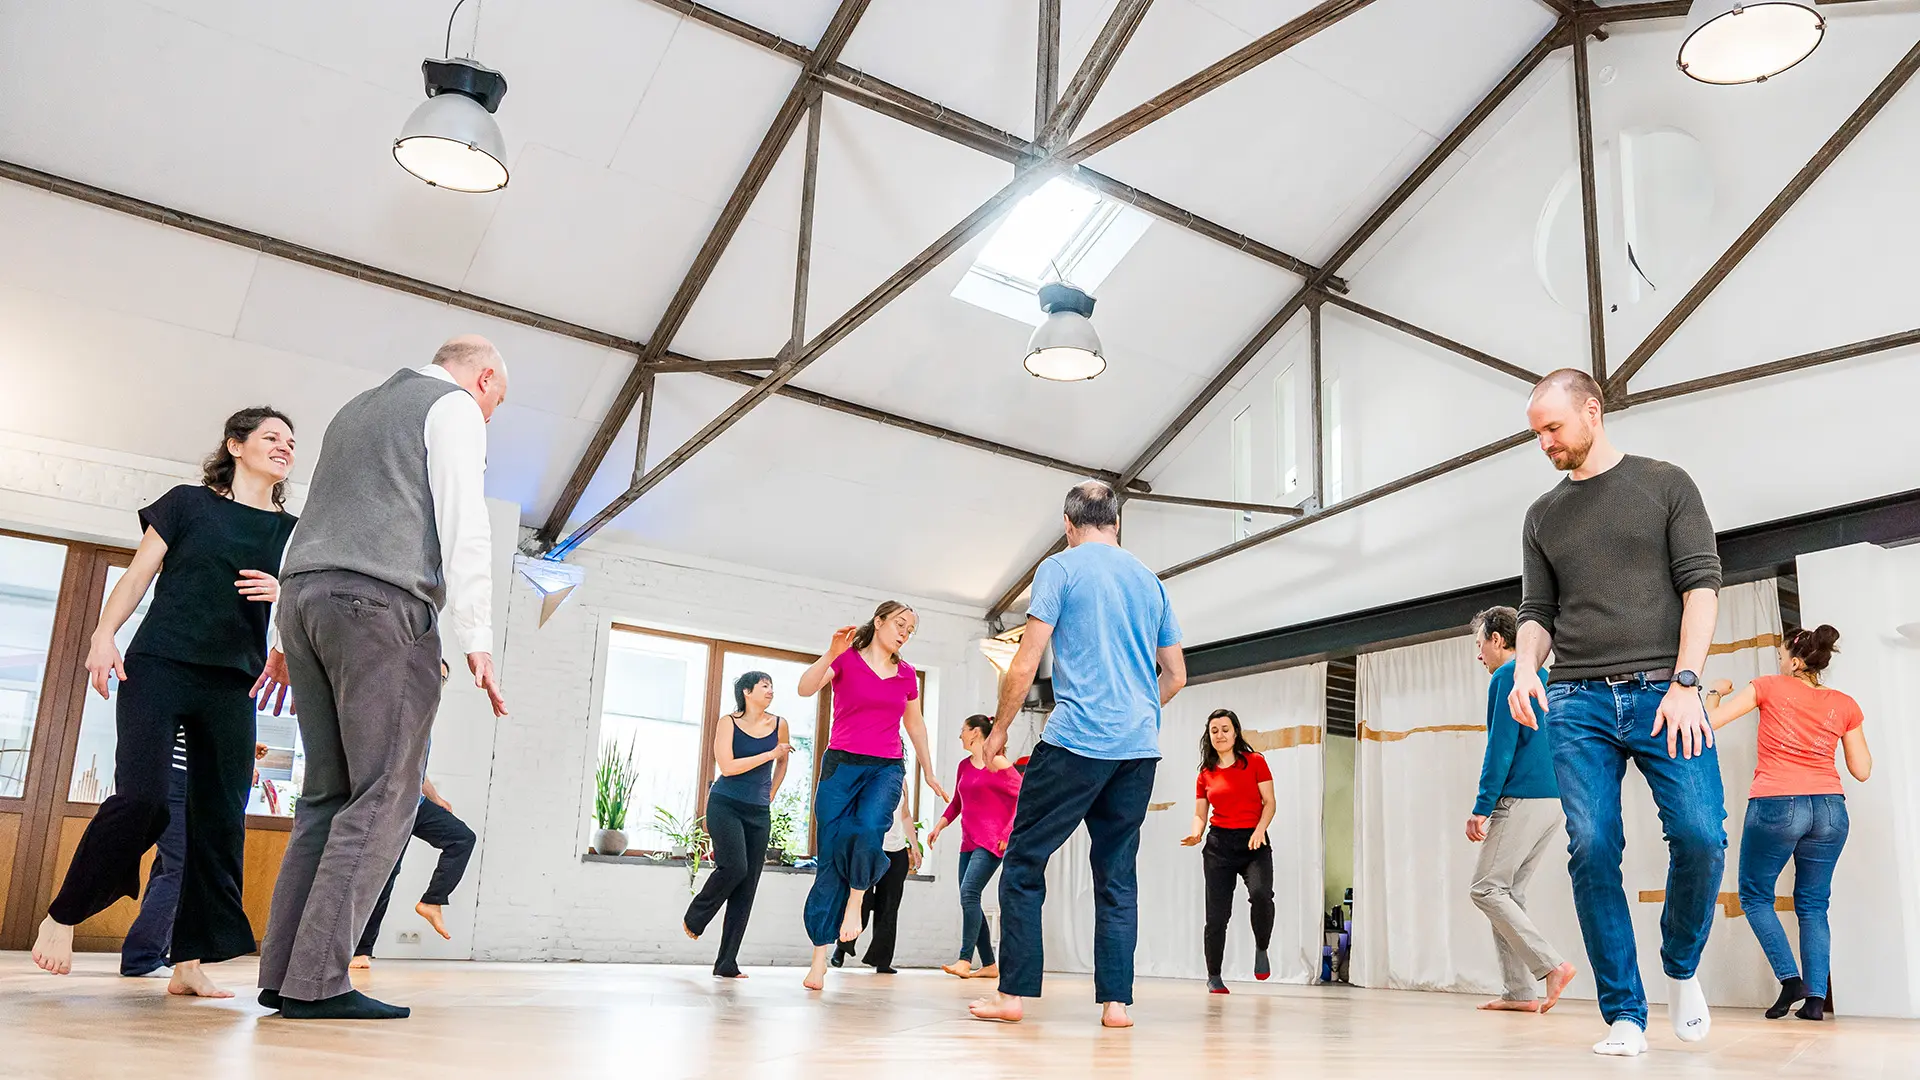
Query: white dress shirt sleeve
422 378 495 656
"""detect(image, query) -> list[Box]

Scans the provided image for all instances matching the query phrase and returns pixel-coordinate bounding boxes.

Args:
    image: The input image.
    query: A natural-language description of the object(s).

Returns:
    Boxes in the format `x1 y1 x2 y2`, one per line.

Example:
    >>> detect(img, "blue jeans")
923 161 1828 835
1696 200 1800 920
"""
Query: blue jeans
121 764 188 976
1545 677 1727 1029
1738 795 1848 998
997 741 1156 1004
956 846 1002 965
803 751 905 947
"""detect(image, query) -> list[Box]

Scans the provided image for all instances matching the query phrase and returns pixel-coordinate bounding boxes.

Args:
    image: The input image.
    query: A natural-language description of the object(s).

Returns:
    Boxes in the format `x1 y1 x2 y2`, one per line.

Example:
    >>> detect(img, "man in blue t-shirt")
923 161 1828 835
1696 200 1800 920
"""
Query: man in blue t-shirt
1465 606 1576 1015
972 481 1186 1030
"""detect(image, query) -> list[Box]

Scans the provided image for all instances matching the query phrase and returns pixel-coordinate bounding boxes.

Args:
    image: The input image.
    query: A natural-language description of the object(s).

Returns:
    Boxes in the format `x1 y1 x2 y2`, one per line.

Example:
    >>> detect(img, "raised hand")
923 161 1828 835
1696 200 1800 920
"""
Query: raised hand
827 625 859 660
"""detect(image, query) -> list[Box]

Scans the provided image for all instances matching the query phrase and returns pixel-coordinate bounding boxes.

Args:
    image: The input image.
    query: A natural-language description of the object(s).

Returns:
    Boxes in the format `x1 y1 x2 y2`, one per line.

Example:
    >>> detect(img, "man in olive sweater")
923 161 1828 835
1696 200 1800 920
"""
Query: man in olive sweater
1508 370 1725 1058
1465 606 1575 1015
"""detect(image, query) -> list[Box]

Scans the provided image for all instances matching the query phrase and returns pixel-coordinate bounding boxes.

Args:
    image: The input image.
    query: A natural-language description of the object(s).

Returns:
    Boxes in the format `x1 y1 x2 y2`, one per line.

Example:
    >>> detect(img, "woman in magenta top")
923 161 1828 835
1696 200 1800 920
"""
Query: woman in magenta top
1707 625 1872 1021
1181 708 1276 993
796 600 947 990
929 714 1023 979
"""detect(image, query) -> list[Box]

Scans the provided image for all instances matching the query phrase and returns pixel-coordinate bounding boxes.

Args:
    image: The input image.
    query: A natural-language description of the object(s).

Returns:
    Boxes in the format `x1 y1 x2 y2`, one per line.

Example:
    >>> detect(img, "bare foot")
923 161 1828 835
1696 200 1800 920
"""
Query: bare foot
804 945 829 991
1479 998 1542 1012
715 972 748 979
416 902 451 940
972 964 999 980
31 917 74 975
970 993 1024 1023
1542 962 1577 1014
166 960 234 999
349 955 373 970
941 960 974 979
683 922 699 940
1101 1001 1133 1028
839 889 865 943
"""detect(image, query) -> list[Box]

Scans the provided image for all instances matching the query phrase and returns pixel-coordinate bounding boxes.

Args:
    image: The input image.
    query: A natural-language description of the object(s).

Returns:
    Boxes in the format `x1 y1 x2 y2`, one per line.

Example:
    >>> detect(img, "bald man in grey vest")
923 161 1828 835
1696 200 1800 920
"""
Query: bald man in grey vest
253 335 509 1020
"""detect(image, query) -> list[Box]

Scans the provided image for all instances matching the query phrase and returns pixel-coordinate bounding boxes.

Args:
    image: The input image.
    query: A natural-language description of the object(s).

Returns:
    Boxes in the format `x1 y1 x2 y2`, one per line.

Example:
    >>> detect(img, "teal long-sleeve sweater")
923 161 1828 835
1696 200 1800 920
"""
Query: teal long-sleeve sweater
1473 659 1559 816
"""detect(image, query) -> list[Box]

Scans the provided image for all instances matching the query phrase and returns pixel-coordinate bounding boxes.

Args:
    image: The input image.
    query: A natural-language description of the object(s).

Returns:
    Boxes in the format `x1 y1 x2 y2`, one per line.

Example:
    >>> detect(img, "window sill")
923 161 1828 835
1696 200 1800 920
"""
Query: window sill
580 853 934 882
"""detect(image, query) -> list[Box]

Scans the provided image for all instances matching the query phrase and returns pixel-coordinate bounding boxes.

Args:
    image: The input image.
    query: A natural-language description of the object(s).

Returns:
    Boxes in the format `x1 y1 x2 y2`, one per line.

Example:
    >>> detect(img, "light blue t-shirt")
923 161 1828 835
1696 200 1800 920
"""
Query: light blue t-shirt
1027 542 1182 761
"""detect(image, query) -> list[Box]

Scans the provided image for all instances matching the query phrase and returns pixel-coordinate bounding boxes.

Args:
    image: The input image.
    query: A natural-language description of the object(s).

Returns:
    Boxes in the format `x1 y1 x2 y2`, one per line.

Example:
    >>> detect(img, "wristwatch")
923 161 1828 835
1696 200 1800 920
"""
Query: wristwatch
1675 670 1700 689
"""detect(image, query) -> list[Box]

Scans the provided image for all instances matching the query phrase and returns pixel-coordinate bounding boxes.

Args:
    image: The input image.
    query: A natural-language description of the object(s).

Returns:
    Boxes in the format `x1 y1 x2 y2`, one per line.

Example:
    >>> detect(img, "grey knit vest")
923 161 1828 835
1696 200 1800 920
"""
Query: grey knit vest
280 368 467 609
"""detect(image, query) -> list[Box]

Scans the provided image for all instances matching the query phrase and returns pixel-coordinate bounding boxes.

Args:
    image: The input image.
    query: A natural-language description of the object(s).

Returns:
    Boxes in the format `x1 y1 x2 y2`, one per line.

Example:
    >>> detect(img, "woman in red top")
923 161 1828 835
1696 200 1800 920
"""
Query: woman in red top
1707 625 1872 1022
1181 708 1276 993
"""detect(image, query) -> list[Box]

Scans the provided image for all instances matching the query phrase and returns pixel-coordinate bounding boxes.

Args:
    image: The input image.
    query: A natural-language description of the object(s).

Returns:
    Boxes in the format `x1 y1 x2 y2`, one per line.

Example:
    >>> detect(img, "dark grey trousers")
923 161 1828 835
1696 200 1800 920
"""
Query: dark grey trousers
258 569 443 1001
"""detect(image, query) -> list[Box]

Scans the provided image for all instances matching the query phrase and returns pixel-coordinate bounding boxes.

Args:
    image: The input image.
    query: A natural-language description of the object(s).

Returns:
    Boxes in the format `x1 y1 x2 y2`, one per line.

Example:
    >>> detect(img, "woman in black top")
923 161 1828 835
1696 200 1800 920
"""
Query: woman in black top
32 407 299 998
682 671 790 978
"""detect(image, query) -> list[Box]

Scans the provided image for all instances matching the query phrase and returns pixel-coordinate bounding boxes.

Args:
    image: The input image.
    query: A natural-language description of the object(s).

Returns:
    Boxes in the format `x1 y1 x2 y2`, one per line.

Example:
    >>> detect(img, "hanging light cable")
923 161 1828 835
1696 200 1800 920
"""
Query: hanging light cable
1678 1 1825 86
393 0 511 192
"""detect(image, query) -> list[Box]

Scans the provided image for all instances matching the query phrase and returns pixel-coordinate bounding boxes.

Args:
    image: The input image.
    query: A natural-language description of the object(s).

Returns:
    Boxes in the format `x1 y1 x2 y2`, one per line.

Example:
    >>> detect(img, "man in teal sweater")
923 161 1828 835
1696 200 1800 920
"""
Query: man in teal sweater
1466 606 1576 1014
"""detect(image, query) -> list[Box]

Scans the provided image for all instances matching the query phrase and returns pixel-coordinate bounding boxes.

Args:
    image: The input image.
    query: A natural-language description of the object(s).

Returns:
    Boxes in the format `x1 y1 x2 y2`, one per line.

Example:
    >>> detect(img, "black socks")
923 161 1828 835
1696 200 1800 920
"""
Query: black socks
278 990 410 1020
258 988 283 1011
1207 975 1229 994
1766 977 1805 1020
1255 949 1271 981
1796 996 1826 1022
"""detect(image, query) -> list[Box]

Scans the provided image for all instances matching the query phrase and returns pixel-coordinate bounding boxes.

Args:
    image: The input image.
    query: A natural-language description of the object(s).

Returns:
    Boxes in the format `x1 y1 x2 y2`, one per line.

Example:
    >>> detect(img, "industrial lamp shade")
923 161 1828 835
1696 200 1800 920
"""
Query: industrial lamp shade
1024 282 1105 381
394 57 511 192
1678 1 1824 85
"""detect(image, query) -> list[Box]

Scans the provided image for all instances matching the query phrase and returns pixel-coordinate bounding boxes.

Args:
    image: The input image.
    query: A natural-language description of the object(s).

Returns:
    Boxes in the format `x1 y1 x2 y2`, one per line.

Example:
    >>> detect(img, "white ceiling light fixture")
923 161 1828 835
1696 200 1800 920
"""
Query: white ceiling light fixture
1025 282 1105 381
394 0 511 193
1678 1 1825 85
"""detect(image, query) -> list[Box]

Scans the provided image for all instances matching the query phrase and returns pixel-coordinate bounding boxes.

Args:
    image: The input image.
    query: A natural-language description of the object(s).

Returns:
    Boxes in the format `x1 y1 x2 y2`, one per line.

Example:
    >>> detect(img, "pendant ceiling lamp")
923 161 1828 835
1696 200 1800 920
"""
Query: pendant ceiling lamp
394 0 510 192
1678 1 1824 85
1025 282 1105 381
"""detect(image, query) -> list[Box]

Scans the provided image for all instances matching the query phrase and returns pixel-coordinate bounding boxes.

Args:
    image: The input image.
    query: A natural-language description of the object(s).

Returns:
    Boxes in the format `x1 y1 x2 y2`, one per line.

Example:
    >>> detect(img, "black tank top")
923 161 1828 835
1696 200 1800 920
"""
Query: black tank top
708 716 778 806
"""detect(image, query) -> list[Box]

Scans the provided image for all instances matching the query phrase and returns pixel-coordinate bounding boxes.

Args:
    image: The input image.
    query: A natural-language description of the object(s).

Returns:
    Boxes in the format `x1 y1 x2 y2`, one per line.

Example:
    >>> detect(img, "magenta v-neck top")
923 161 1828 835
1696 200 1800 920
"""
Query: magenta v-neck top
826 649 919 758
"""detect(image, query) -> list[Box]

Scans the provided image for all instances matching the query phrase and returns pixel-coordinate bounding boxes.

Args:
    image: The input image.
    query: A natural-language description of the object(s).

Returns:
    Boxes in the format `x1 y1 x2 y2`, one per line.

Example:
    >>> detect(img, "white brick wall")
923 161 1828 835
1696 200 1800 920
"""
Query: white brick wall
465 530 1006 967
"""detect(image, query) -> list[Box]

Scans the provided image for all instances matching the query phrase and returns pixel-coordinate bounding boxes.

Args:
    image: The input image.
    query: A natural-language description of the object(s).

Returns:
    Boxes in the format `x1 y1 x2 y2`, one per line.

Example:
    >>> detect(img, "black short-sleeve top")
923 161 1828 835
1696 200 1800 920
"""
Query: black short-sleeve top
126 484 299 677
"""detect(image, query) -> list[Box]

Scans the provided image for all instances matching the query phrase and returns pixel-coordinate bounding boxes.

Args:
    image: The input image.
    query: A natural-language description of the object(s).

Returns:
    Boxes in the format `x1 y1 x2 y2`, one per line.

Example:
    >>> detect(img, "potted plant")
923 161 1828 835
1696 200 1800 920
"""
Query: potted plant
652 807 714 892
592 737 639 856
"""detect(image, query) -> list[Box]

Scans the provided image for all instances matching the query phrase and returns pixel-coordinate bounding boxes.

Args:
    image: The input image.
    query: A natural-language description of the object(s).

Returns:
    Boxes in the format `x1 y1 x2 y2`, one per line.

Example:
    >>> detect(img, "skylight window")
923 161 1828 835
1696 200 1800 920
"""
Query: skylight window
952 176 1150 326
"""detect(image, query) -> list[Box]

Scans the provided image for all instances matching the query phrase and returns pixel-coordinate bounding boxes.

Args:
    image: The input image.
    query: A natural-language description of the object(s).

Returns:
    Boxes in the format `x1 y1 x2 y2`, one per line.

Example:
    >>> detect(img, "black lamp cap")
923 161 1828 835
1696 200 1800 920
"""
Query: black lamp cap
1037 282 1096 318
423 57 509 113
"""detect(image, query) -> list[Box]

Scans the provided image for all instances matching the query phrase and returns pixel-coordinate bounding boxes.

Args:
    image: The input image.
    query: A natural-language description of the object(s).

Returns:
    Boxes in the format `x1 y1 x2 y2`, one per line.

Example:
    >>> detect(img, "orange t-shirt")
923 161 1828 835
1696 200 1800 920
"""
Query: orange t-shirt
1748 675 1863 800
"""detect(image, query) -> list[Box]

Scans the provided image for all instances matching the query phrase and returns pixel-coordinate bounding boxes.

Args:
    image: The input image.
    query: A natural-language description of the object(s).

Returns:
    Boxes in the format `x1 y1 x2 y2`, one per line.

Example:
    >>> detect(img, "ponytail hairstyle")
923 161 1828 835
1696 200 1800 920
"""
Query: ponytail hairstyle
203 406 295 510
1199 708 1255 772
732 670 772 715
963 713 994 739
1784 624 1841 676
850 600 914 665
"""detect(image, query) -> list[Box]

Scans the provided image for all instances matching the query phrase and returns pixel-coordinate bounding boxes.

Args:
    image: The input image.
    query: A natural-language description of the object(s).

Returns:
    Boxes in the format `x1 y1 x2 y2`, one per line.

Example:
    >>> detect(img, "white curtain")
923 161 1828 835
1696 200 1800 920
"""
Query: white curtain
1041 663 1327 984
1351 582 1783 1006
1353 635 1542 992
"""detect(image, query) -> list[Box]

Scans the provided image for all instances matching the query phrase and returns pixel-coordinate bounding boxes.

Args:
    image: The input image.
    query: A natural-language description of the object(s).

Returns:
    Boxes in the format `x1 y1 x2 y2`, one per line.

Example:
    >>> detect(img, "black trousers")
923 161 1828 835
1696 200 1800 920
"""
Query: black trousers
1202 826 1275 979
836 846 910 969
49 653 258 964
354 797 478 957
683 794 771 977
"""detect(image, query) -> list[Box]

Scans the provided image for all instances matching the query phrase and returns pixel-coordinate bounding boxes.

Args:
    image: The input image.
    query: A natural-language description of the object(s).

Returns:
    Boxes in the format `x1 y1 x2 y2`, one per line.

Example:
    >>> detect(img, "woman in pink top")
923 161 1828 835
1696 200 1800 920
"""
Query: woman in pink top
1707 625 1872 1022
795 600 947 990
928 714 1023 979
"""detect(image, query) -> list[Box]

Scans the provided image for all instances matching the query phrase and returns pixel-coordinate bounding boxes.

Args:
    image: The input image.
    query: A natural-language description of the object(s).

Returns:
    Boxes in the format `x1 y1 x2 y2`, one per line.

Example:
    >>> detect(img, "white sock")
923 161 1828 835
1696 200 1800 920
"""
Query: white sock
1669 975 1711 1042
1593 1019 1648 1057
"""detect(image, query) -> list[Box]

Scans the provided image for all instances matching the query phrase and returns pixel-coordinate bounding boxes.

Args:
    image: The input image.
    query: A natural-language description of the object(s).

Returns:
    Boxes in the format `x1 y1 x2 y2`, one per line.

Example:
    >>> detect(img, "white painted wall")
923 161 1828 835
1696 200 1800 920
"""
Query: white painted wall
1126 12 1920 646
1793 543 1920 1019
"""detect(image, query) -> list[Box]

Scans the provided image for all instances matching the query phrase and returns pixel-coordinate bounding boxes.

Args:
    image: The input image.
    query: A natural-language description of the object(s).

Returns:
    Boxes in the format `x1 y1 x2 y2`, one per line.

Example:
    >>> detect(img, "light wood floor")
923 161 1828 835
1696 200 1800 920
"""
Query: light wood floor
2 953 1914 1079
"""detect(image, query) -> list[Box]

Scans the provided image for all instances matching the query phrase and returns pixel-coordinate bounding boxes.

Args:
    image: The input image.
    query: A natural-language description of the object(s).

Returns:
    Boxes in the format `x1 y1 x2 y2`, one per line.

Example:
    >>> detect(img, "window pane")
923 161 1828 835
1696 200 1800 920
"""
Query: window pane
718 651 821 858
68 565 153 802
0 535 67 798
975 177 1105 287
249 708 303 817
600 630 709 851
1231 407 1254 541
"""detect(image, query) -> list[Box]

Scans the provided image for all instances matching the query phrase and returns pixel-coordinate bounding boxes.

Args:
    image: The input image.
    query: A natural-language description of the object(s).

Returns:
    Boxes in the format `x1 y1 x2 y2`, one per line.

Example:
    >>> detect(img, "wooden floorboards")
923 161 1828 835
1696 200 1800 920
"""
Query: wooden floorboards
1 953 1915 1078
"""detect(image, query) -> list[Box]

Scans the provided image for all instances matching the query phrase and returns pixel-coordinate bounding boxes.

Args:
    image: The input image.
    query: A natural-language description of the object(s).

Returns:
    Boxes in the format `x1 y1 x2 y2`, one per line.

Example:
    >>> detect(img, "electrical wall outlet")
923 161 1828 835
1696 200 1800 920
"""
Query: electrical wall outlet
397 931 421 945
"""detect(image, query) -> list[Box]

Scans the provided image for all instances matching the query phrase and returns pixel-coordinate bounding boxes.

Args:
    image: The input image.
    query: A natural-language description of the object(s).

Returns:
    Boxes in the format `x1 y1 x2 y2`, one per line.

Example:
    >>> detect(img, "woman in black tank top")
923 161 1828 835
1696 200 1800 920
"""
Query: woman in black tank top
32 408 299 999
683 671 792 977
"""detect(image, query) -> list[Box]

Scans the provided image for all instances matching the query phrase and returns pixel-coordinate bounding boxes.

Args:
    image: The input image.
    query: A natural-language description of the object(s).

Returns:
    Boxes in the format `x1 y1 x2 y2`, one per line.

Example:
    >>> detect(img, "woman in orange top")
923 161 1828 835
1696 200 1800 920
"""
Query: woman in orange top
1707 625 1872 1022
